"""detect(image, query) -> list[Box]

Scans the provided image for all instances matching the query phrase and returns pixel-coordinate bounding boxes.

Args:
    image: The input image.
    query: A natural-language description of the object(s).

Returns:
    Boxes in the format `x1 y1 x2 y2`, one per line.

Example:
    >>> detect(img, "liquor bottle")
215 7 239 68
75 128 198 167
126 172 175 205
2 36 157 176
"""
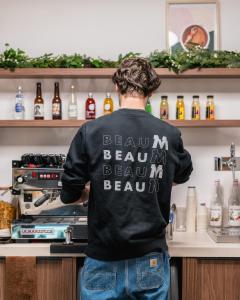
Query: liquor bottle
228 179 240 227
210 180 223 227
176 95 185 120
160 95 169 120
85 92 96 120
34 82 44 120
14 86 24 120
206 95 215 120
52 82 62 120
145 99 152 114
191 95 201 120
103 92 114 115
68 85 78 120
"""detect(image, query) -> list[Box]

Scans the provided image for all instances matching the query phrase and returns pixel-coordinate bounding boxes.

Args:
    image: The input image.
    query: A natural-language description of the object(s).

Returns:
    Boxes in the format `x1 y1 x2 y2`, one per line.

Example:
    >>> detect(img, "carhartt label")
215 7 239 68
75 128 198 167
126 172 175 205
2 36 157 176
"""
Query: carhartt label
150 258 157 268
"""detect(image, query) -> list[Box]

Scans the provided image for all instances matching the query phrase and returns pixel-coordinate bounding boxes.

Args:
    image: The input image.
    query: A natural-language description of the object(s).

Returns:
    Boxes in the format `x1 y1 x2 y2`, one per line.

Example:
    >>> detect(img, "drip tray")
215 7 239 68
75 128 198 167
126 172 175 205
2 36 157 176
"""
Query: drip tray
208 228 240 243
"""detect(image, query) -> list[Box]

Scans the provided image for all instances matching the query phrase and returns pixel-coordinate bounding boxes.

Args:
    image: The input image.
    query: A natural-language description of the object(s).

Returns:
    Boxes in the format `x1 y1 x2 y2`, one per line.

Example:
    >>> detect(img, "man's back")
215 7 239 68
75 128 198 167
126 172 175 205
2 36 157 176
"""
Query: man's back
61 108 192 260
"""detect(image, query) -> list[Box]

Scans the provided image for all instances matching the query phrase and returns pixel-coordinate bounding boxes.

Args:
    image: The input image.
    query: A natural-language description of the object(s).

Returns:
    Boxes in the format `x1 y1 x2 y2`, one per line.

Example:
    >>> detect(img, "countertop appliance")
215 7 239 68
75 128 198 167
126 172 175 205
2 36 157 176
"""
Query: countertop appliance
11 153 88 242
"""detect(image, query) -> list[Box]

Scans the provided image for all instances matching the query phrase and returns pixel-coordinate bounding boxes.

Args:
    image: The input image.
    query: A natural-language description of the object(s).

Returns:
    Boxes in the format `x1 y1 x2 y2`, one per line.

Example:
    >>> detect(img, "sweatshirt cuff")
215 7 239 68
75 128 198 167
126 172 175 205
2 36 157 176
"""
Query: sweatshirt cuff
60 189 81 204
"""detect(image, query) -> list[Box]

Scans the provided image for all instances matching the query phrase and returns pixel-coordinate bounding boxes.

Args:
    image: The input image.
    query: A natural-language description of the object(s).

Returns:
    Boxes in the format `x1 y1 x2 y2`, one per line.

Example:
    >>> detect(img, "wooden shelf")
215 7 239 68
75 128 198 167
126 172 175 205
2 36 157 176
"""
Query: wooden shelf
0 119 240 128
0 68 240 78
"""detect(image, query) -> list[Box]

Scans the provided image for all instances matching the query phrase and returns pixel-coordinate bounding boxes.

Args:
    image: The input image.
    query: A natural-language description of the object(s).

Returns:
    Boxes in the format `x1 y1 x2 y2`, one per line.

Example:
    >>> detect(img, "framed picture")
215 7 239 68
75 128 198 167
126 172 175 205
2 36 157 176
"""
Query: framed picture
166 0 220 52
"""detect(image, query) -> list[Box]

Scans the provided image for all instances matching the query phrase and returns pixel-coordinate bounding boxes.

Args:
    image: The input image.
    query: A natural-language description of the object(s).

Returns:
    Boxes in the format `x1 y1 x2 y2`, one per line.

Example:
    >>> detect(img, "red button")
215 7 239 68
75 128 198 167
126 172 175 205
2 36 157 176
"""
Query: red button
32 172 37 178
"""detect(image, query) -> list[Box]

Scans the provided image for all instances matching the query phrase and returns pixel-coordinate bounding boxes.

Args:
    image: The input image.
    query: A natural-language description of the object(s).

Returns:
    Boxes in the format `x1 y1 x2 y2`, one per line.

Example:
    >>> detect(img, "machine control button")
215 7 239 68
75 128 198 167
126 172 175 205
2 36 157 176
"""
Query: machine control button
17 176 25 184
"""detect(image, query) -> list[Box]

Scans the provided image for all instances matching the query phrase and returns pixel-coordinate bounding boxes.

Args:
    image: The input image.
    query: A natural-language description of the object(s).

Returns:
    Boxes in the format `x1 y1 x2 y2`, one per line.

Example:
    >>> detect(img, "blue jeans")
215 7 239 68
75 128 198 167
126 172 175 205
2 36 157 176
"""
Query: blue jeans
80 251 170 300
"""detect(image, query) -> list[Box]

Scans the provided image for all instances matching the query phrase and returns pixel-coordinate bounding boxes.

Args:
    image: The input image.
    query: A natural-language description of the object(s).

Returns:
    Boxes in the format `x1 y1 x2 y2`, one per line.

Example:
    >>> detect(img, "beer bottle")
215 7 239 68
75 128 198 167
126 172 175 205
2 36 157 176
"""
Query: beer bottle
34 82 44 120
52 82 62 120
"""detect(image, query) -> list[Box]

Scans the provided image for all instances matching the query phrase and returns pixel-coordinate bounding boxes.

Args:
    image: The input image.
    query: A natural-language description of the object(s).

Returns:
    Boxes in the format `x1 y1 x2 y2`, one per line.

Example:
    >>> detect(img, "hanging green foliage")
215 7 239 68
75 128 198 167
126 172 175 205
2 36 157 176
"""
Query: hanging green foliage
1 43 240 73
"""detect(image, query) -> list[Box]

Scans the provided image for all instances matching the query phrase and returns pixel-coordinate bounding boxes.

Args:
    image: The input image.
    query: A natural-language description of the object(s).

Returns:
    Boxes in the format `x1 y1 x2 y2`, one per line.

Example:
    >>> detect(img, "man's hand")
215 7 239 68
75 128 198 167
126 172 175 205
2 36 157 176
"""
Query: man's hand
75 184 90 204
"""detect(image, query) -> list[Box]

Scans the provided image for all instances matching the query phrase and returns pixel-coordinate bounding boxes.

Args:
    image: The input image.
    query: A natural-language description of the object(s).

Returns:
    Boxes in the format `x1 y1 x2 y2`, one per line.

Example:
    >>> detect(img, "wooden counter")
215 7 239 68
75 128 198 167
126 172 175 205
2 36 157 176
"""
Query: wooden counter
1 232 240 300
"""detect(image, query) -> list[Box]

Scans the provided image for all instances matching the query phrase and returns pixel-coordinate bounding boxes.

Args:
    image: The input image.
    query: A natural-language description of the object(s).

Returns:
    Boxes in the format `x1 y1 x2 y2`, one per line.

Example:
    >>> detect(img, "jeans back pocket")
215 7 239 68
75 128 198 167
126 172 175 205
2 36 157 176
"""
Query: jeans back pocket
136 252 164 291
83 258 117 291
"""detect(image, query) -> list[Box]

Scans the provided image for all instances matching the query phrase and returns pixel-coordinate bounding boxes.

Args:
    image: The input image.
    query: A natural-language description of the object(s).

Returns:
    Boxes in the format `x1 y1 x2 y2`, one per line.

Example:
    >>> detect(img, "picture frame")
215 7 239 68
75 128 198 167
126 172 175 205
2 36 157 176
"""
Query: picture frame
166 0 220 53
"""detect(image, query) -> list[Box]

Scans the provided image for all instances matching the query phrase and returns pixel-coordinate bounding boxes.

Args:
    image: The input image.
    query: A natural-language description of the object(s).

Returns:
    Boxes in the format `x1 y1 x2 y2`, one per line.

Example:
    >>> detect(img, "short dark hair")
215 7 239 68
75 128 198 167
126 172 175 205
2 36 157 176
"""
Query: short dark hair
112 57 161 97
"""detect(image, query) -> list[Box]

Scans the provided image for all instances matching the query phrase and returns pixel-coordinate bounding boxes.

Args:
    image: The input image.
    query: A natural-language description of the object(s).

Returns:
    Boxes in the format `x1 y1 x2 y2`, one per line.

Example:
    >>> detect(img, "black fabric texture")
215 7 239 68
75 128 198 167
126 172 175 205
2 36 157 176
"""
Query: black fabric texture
61 108 193 260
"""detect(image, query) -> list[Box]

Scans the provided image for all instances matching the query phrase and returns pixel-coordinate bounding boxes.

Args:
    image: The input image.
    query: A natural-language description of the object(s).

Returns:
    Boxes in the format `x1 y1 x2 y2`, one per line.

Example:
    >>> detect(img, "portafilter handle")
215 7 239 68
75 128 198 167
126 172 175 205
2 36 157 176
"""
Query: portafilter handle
34 193 51 207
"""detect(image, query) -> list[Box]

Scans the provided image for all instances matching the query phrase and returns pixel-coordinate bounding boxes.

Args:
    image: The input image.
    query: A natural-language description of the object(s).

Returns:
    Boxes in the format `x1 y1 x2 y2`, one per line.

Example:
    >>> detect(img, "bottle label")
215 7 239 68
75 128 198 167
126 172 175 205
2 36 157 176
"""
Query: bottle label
88 103 95 111
210 206 222 226
52 103 61 116
192 106 200 120
68 104 77 118
104 103 111 111
206 106 215 120
229 206 240 226
160 108 169 120
176 107 184 120
34 104 44 117
86 105 96 119
15 102 23 113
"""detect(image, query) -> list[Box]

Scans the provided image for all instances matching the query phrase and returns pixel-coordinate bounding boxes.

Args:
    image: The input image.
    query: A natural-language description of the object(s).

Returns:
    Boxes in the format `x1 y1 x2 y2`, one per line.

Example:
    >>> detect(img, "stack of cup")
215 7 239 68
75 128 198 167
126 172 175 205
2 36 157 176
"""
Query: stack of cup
185 186 197 232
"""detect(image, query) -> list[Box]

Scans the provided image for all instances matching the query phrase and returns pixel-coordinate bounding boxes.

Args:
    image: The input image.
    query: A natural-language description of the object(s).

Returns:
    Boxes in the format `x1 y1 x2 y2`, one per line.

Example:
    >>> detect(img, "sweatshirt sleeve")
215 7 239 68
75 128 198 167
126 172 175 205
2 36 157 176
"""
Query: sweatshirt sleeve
60 125 90 203
173 131 193 184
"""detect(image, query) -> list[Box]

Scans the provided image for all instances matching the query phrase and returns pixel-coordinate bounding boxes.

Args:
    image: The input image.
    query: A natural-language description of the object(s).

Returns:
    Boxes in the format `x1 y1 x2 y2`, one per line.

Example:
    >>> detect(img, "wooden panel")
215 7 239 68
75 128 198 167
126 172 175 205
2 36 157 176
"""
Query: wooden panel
223 260 240 300
182 258 198 300
0 259 5 300
37 257 76 300
5 257 37 300
0 68 240 78
199 259 225 300
182 258 240 300
0 119 240 128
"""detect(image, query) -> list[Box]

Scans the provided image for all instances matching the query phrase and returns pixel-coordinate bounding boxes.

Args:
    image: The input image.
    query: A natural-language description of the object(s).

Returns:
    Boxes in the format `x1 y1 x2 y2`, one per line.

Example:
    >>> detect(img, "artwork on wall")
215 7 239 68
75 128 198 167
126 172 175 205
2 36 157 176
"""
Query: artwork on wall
166 0 220 53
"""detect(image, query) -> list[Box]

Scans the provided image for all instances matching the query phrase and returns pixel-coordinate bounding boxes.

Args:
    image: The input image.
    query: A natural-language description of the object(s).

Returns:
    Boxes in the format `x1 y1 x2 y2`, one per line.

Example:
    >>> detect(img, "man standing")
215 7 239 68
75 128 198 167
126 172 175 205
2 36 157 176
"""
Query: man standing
61 58 193 300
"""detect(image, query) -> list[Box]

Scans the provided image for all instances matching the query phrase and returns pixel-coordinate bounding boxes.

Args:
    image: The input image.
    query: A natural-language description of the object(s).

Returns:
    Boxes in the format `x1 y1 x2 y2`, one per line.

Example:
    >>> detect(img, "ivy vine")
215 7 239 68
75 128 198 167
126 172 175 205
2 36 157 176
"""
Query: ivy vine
1 43 240 73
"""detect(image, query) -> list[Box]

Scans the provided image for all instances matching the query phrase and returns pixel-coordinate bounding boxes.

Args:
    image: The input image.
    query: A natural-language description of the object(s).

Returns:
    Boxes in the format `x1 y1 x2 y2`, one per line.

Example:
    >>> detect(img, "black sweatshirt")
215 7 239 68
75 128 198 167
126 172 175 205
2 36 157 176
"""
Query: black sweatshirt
61 108 193 260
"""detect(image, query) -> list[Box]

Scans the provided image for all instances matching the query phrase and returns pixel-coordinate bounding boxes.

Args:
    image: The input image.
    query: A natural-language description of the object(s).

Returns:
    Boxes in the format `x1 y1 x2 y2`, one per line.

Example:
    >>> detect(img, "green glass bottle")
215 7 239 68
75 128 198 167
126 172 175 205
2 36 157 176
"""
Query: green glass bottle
145 99 152 114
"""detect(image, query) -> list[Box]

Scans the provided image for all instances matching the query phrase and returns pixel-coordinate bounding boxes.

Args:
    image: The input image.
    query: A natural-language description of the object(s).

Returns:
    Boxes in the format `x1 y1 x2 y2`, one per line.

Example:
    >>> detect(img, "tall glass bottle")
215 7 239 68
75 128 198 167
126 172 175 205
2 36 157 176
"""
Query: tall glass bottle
85 92 96 120
68 85 78 120
191 95 201 120
160 95 169 120
176 95 185 120
210 180 223 227
145 99 152 114
52 82 62 120
228 179 240 227
206 95 215 120
15 86 24 120
34 82 44 120
103 92 114 115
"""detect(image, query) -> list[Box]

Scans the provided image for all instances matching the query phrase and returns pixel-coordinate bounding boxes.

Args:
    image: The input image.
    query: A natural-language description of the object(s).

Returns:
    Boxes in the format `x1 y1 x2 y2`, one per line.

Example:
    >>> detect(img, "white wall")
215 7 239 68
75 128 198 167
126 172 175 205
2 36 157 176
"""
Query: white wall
0 0 240 211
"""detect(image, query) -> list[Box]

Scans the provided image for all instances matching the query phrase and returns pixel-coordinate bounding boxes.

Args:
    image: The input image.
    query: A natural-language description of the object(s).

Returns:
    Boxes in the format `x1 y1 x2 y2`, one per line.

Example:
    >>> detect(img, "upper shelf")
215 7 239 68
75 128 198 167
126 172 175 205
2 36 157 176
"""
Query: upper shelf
0 120 240 128
0 68 240 78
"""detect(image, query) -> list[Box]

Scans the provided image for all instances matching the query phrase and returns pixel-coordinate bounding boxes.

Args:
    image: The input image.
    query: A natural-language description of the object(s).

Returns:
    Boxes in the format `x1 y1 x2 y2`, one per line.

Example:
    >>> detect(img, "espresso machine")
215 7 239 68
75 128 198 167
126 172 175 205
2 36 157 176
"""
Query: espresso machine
11 153 88 242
